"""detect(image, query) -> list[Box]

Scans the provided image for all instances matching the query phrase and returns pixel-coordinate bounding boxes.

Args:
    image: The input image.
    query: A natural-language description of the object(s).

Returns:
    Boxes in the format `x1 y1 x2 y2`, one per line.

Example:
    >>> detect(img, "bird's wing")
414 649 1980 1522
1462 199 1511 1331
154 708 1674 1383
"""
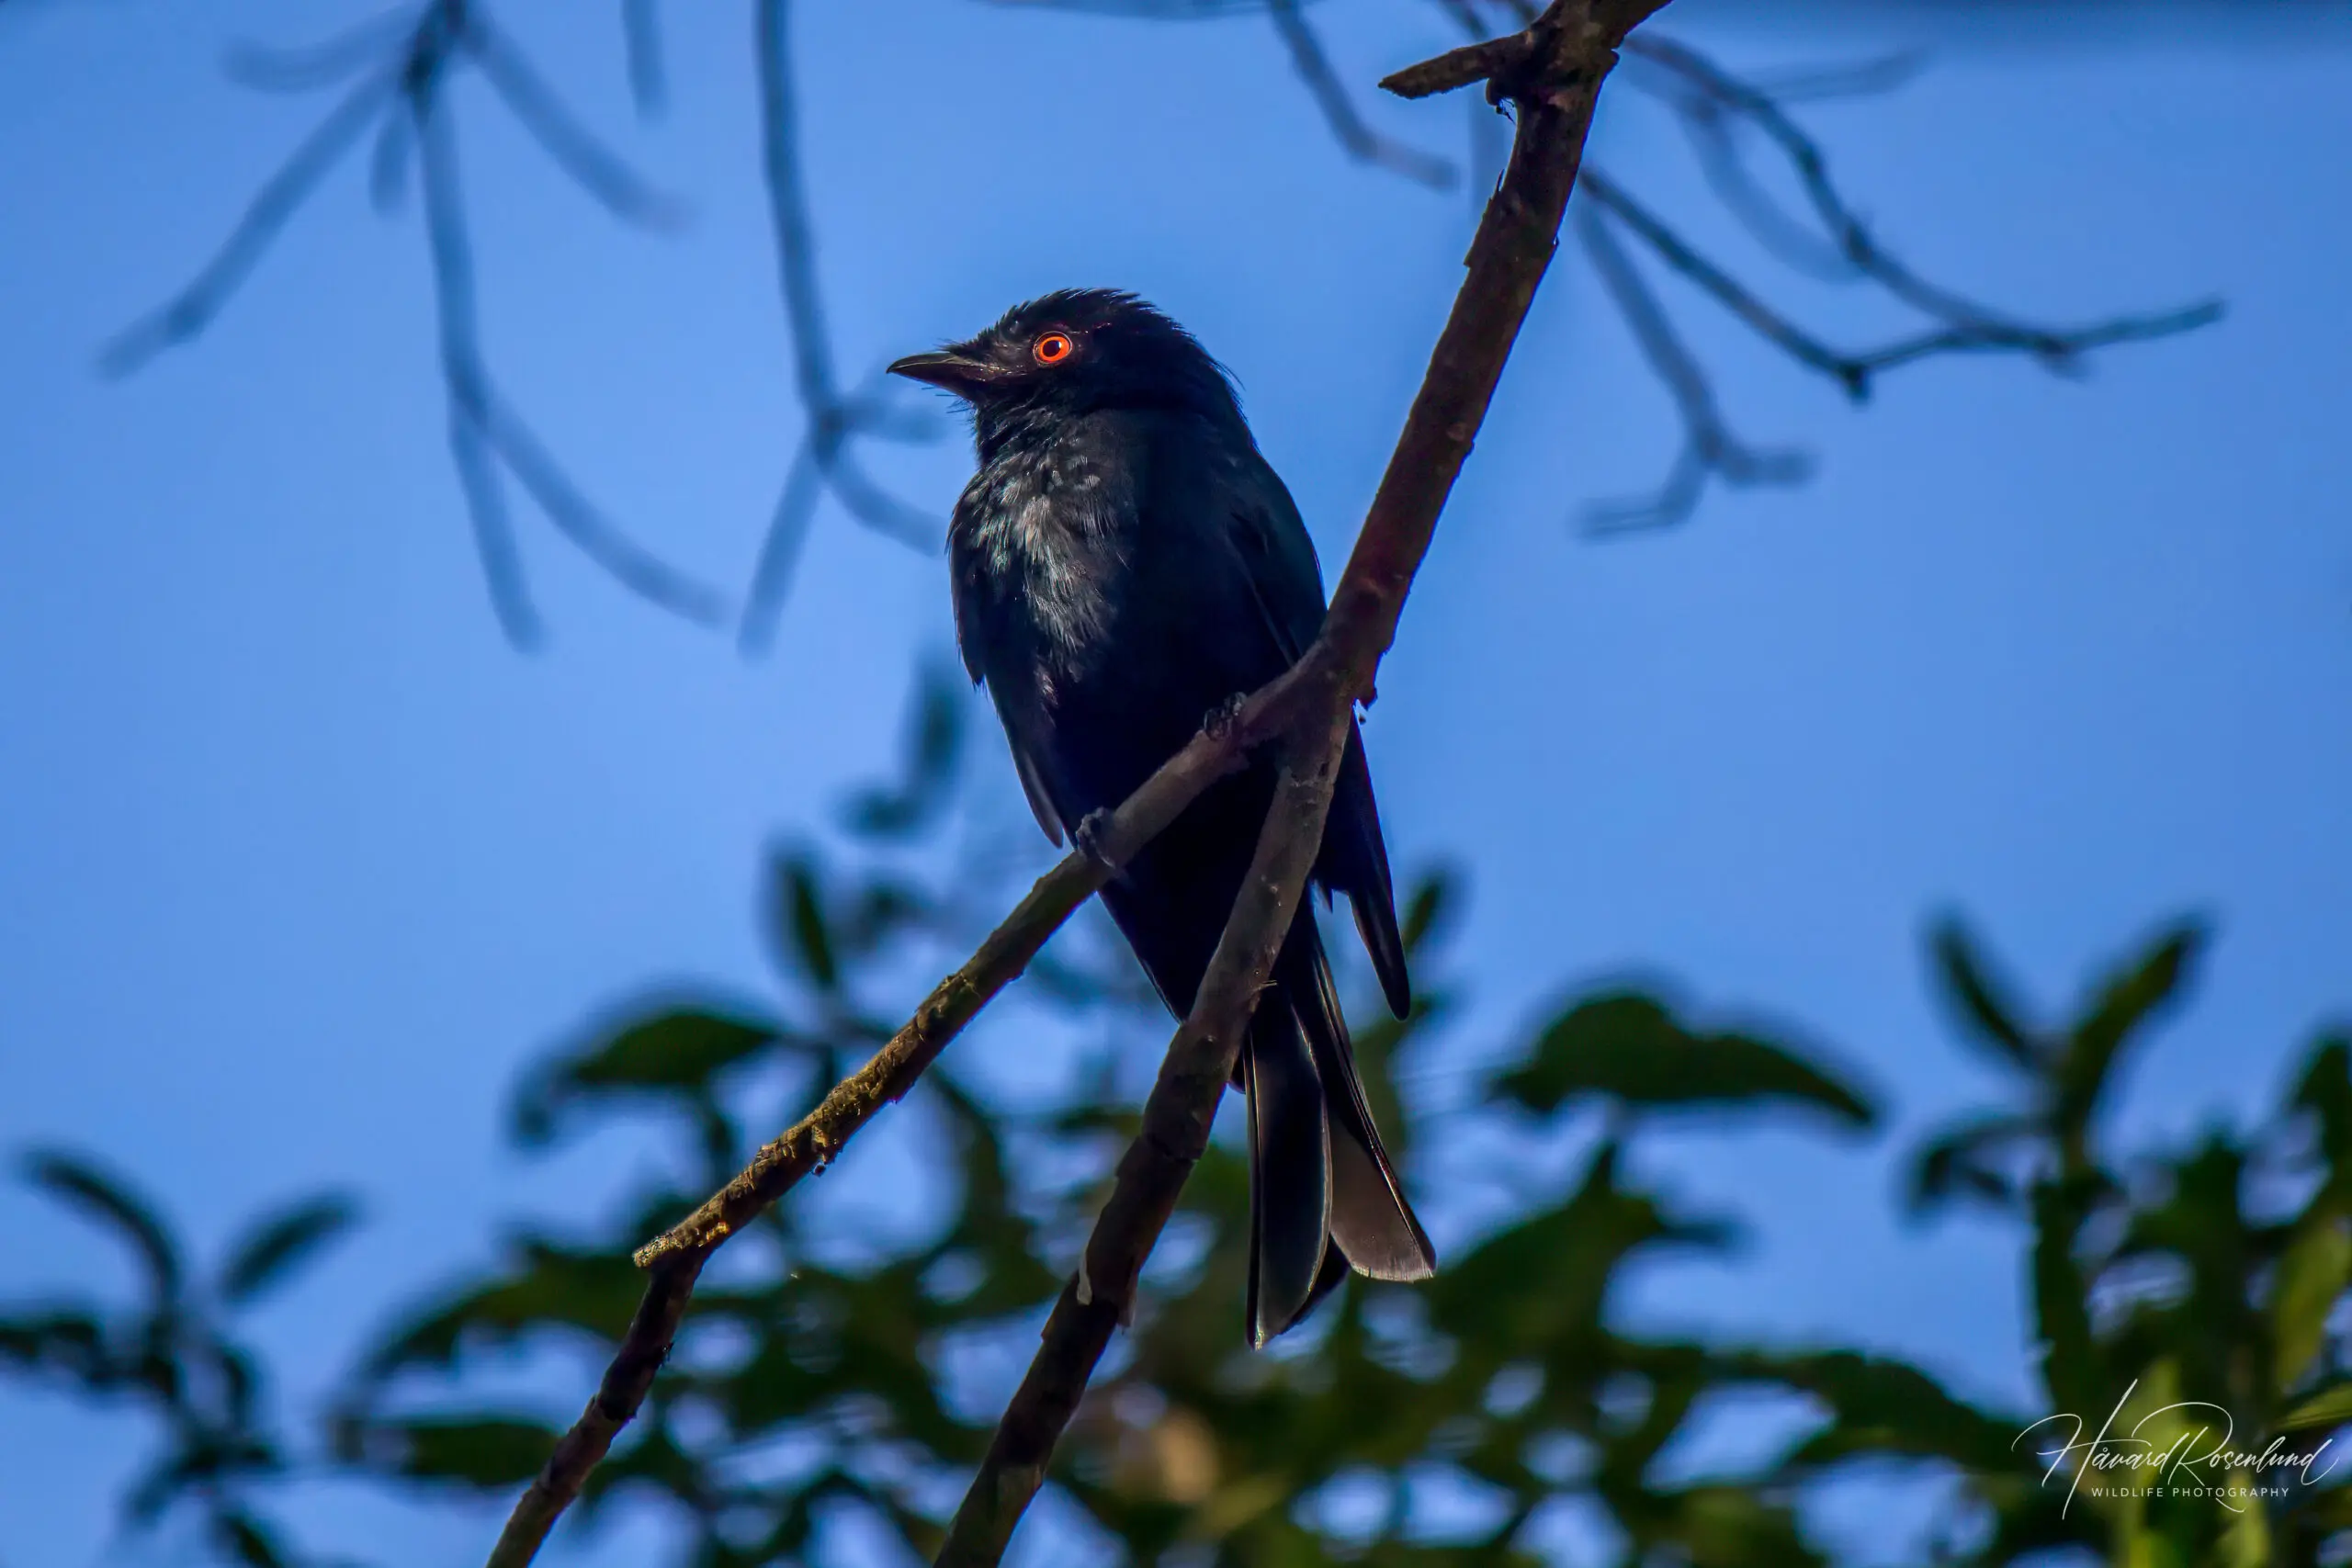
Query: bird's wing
1009 735 1065 846
1220 451 1413 1019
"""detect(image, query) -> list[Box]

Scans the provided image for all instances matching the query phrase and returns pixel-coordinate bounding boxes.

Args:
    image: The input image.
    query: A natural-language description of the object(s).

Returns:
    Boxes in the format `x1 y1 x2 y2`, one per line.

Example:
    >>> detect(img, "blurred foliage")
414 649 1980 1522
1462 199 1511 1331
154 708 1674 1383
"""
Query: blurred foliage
7 674 2351 1567
0 1152 357 1566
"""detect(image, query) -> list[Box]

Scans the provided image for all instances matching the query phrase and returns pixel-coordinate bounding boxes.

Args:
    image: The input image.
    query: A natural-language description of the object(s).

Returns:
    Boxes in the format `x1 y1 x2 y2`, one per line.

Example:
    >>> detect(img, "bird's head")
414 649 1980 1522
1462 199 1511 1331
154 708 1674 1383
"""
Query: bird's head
888 288 1244 451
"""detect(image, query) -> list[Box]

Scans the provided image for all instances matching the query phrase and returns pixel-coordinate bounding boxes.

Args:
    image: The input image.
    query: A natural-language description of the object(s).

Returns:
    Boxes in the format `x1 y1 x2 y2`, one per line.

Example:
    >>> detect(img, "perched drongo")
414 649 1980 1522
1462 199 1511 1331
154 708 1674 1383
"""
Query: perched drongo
890 288 1434 1346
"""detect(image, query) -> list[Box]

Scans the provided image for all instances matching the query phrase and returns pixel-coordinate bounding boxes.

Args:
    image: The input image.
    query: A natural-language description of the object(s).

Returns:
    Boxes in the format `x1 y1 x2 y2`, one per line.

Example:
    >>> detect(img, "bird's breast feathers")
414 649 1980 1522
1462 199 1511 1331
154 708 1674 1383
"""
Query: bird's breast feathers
951 429 1140 671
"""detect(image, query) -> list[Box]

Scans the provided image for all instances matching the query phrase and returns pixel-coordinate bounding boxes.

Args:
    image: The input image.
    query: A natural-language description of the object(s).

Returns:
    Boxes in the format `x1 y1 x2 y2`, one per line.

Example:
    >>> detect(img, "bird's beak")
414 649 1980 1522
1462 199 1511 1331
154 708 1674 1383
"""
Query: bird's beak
887 349 999 398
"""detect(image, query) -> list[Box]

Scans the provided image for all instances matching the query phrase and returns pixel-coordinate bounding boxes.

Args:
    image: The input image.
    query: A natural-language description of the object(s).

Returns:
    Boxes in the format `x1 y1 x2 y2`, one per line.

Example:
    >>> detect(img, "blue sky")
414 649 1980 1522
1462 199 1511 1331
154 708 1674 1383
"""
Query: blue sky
1 2 2346 1563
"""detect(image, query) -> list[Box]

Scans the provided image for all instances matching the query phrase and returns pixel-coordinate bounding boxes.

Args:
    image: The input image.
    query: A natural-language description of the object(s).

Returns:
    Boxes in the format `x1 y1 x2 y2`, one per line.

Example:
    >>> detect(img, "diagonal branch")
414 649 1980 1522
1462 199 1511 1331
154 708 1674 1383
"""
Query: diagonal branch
937 2 1668 1560
481 649 1293 1568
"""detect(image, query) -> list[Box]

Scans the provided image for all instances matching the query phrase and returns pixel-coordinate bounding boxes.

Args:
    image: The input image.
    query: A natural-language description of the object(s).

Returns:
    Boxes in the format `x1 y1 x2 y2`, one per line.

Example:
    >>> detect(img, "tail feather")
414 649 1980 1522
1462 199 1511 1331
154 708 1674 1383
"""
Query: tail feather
1241 999 1330 1348
1286 921 1435 1283
1241 912 1436 1346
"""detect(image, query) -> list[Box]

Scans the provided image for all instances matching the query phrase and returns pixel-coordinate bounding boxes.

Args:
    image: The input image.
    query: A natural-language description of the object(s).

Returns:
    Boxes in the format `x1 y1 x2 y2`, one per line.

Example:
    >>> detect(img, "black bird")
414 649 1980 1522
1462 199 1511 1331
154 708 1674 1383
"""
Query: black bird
888 288 1435 1346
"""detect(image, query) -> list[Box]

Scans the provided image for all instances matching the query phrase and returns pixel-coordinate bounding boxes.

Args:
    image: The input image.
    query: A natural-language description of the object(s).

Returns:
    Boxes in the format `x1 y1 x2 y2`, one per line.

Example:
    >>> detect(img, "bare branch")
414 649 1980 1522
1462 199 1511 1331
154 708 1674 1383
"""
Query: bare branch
739 0 939 652
222 7 415 93
1747 49 1925 104
109 0 720 646
737 444 823 649
1268 0 1454 189
1579 165 1867 392
98 73 392 376
1573 189 1810 533
466 15 686 227
475 399 729 626
368 110 414 212
1623 32 2222 368
415 51 726 637
416 75 543 647
1578 165 2222 404
621 0 665 117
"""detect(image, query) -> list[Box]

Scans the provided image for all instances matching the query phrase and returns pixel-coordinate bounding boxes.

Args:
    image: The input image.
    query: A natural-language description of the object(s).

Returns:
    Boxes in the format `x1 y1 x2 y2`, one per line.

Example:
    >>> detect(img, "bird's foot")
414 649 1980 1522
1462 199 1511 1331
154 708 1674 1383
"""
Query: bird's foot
1073 808 1120 874
1203 692 1249 741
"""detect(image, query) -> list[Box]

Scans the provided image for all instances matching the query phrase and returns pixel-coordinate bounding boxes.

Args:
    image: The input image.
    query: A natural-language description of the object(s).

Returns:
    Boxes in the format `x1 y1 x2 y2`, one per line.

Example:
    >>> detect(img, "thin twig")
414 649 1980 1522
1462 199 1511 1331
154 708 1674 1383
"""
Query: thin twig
1572 159 2221 529
413 51 727 635
1573 189 1809 532
938 2 1668 1560
1623 32 2222 367
466 17 687 227
98 73 394 377
1563 37 2220 530
621 0 665 116
107 0 721 646
1268 0 1454 189
416 74 542 646
739 0 936 653
1580 164 1875 389
223 7 417 93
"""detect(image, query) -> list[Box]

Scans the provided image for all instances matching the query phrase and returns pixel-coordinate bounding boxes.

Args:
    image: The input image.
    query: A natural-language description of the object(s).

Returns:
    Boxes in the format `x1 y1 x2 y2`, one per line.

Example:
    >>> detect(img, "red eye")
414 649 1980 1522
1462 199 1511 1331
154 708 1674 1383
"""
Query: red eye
1034 332 1073 366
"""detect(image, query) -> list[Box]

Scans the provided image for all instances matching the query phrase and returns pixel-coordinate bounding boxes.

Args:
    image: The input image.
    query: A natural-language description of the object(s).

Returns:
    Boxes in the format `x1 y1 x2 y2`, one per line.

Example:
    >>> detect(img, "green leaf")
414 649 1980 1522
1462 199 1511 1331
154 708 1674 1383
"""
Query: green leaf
1906 1111 2037 1216
767 848 841 993
210 1509 289 1568
1928 915 2041 1070
2029 1175 2104 1417
1758 1350 2032 1472
22 1149 183 1305
1493 990 1875 1128
2281 1381 2352 1432
2052 920 2205 1143
357 1414 561 1487
218 1193 361 1306
1398 868 1460 955
513 998 781 1144
842 661 964 840
1430 1142 1738 1353
2274 1213 2352 1395
2295 1035 2352 1177
355 1240 650 1378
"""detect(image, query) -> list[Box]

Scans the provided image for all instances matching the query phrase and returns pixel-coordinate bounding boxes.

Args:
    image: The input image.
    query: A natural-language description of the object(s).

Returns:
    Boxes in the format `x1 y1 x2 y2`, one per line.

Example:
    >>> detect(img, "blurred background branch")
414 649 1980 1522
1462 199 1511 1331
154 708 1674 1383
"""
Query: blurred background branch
87 0 2224 649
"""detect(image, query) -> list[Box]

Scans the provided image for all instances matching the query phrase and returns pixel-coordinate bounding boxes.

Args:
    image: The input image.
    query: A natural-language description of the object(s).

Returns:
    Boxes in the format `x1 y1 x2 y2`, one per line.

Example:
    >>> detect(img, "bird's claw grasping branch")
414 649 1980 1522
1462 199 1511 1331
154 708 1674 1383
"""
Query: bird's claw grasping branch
1070 809 1121 875
1203 692 1250 741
